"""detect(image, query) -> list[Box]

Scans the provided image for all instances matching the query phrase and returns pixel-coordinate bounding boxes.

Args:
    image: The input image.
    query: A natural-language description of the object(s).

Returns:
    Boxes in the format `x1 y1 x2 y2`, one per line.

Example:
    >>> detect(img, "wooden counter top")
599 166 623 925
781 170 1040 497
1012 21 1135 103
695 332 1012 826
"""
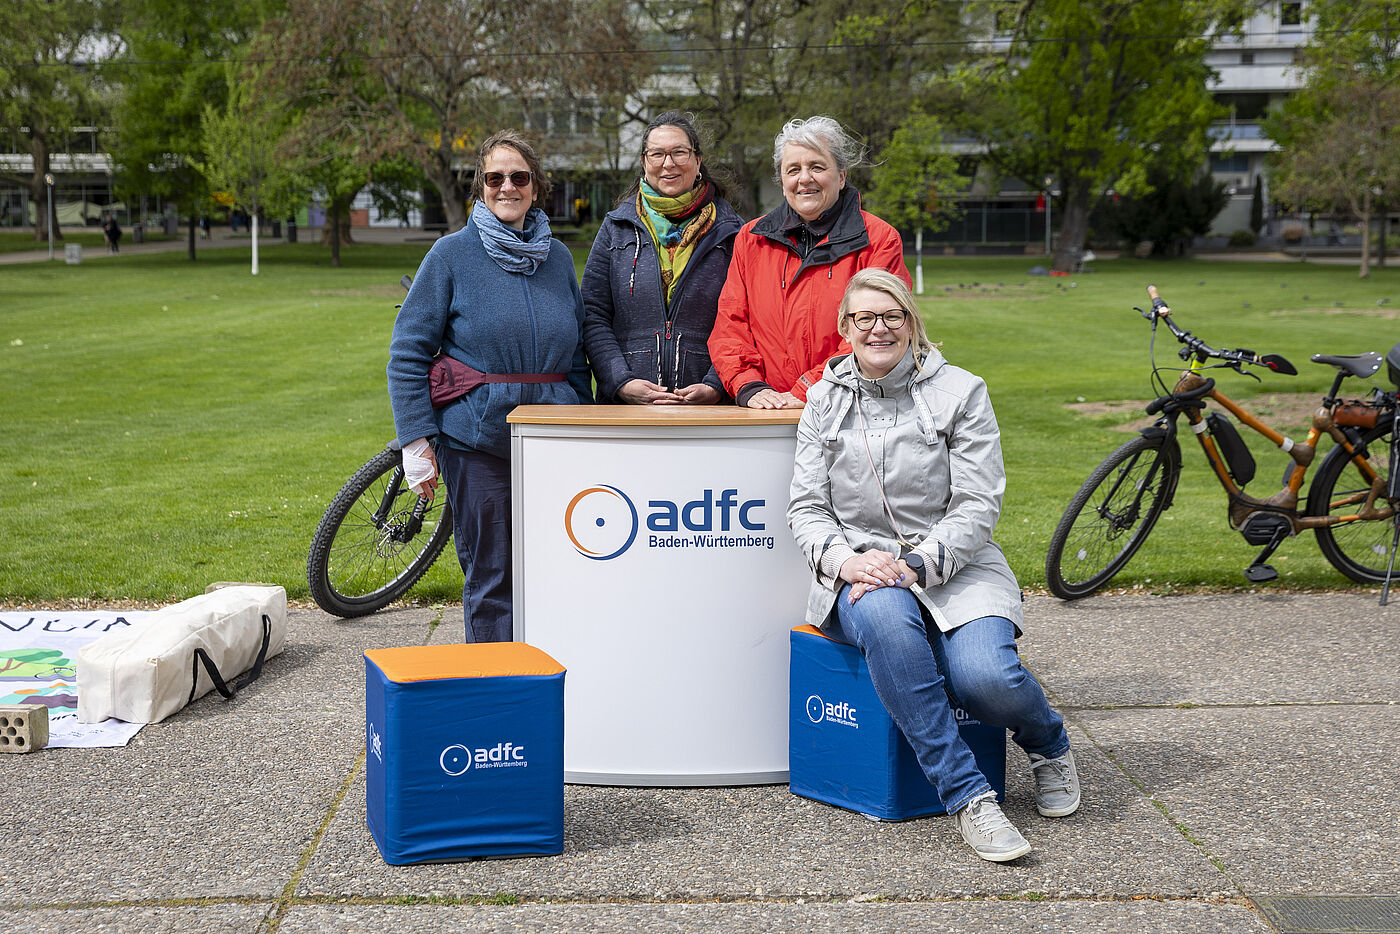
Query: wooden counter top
507 405 802 427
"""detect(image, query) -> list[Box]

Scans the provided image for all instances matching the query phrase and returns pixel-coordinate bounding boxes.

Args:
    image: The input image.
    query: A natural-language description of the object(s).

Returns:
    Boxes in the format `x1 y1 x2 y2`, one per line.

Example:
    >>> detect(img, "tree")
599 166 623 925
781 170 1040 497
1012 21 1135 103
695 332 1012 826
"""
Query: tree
1268 80 1400 278
1266 0 1400 277
974 0 1242 272
1100 166 1229 255
110 0 270 260
191 64 303 275
0 0 108 242
864 113 967 292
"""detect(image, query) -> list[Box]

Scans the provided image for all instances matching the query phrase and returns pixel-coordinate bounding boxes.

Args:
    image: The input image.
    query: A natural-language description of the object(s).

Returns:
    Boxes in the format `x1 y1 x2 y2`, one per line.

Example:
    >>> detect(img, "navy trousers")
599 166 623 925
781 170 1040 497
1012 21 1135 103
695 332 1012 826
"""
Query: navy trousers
435 444 513 643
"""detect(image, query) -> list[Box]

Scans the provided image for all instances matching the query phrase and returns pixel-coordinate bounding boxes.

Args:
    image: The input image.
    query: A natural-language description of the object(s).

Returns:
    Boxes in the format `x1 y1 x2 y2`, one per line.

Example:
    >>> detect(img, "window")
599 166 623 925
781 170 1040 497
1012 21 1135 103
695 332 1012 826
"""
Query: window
1280 1 1303 26
1240 52 1254 65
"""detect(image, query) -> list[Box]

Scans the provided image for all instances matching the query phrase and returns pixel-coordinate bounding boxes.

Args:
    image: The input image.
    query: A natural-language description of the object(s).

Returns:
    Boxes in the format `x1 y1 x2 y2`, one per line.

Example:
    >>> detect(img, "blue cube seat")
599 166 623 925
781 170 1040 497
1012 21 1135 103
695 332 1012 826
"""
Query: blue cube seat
789 624 1006 821
364 642 565 864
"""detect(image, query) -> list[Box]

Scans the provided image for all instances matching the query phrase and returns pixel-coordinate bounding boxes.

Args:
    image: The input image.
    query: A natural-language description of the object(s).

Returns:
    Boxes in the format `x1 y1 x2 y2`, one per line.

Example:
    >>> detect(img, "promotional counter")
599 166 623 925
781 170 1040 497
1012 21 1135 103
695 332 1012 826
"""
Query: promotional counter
508 405 809 786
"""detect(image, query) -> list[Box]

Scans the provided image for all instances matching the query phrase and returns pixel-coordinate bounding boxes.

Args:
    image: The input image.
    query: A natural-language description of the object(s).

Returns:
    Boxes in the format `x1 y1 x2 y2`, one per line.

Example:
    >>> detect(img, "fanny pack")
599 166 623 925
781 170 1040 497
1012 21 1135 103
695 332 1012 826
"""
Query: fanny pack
428 354 567 408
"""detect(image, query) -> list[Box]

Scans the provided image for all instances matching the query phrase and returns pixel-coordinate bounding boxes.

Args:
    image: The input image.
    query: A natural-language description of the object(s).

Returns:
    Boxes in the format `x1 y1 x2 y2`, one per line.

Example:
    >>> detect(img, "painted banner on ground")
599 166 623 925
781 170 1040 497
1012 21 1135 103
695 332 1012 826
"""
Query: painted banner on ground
0 611 154 747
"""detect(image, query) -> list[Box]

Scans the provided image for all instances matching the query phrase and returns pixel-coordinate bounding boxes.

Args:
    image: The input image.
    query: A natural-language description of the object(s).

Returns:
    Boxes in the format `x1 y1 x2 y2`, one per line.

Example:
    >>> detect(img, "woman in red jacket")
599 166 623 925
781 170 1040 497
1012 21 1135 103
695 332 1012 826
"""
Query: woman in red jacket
708 115 911 408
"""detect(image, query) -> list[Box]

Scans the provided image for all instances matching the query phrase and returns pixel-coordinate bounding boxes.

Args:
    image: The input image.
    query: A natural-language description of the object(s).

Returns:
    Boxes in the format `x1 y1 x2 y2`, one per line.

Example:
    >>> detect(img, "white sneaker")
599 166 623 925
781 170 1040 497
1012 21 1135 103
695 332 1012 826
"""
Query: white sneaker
953 792 1031 862
1029 748 1081 817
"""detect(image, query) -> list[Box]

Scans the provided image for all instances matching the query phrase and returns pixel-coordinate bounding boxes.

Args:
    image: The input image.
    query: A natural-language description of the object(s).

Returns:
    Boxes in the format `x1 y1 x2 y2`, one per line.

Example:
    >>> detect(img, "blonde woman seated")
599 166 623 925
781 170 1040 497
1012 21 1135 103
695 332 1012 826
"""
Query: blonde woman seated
787 268 1079 862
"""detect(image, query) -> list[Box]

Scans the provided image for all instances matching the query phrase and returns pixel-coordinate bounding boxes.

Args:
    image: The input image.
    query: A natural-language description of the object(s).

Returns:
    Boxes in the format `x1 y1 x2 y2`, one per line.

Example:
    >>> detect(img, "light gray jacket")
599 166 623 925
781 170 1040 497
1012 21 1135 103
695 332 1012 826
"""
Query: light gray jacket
787 346 1023 632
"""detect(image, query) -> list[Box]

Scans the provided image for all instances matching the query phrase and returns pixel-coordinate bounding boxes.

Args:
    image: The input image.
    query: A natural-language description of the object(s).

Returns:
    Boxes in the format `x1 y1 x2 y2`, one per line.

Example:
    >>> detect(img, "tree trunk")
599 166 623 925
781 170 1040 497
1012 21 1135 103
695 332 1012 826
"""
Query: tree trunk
330 199 341 268
1053 182 1093 273
28 140 60 243
424 157 468 232
1359 188 1372 280
188 214 197 261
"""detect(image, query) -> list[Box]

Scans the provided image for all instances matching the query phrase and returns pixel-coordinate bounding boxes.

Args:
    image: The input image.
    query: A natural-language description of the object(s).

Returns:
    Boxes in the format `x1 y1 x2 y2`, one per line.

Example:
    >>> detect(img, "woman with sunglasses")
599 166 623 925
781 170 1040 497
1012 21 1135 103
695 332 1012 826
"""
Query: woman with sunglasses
709 115 910 409
387 129 593 643
787 269 1079 863
582 112 742 404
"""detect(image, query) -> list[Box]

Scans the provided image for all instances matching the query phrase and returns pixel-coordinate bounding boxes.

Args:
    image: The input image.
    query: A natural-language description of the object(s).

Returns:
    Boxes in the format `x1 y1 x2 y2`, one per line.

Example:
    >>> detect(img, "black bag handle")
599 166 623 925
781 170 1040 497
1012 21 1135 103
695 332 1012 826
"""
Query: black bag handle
188 613 273 705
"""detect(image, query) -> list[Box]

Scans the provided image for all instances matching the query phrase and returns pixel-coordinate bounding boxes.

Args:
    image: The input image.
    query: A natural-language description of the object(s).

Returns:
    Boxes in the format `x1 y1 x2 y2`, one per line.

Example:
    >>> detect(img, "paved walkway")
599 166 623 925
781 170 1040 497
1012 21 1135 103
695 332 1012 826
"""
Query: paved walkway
1 592 1395 933
0 224 434 265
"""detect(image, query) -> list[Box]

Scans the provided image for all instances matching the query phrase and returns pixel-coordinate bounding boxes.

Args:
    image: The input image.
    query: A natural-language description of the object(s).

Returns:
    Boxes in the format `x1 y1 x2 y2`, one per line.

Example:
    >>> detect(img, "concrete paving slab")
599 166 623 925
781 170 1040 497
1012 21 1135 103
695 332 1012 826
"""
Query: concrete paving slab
0 608 435 904
1078 705 1400 896
299 723 1227 902
278 899 1273 933
0 904 269 933
1020 593 1397 707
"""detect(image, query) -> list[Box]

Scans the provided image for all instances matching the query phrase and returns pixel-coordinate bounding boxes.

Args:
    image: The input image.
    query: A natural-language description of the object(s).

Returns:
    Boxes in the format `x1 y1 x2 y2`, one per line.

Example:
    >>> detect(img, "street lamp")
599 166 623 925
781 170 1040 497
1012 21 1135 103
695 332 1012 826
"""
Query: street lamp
45 173 54 261
1044 176 1053 258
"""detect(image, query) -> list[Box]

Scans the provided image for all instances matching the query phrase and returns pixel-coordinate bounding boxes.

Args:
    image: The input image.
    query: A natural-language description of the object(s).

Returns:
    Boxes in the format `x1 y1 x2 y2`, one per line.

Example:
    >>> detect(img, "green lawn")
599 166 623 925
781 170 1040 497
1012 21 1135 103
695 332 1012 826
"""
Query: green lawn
1 243 1396 604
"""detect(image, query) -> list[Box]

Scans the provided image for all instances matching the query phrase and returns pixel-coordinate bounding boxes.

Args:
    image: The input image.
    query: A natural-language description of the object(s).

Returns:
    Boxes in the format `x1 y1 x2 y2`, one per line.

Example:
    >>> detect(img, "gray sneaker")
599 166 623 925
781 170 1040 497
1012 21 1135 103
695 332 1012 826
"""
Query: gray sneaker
953 792 1031 862
1029 748 1081 817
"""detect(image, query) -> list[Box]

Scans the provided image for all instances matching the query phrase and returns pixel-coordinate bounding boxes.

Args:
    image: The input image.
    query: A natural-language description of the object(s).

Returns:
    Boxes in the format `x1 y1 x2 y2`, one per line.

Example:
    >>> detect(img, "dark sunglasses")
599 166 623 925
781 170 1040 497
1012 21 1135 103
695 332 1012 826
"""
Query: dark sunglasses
482 170 533 189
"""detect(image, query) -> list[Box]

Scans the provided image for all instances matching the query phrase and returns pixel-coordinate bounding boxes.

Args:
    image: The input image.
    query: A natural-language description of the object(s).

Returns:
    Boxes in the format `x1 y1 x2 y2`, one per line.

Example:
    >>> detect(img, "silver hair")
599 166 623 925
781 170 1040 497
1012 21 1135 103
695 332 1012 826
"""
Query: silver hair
771 116 864 181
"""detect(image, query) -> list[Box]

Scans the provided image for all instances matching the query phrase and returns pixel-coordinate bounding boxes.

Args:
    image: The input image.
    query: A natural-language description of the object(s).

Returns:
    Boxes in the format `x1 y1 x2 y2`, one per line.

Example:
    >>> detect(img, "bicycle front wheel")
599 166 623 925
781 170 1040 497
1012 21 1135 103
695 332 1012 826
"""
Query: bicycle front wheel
1308 421 1396 583
1045 431 1181 599
307 447 454 618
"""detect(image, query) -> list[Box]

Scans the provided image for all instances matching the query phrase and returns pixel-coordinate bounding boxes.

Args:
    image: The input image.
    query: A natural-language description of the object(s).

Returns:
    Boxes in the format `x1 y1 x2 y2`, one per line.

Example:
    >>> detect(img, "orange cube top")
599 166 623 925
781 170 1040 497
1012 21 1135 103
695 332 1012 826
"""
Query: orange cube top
365 643 565 683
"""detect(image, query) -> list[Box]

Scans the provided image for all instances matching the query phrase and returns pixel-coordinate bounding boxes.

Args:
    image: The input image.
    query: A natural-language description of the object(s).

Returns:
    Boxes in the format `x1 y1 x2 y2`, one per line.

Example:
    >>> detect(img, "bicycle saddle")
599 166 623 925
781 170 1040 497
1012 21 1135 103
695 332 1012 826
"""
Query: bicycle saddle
1310 351 1382 378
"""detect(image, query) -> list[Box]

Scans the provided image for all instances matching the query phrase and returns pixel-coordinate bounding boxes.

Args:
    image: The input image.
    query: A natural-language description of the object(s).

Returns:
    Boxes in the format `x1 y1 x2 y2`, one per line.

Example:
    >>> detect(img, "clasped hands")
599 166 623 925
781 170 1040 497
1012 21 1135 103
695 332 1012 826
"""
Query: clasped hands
618 379 722 405
839 549 917 602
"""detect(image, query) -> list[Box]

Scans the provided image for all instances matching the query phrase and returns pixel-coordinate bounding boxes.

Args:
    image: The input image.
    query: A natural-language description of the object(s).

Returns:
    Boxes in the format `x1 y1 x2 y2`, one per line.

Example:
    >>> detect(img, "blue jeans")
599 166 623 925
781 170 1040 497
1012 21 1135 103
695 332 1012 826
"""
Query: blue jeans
828 585 1069 814
436 444 513 643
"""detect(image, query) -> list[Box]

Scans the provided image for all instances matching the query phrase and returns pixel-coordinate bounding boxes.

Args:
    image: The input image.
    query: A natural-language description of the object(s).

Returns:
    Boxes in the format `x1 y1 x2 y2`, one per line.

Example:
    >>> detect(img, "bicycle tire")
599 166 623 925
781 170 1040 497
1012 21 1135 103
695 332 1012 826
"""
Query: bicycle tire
307 447 454 618
1308 421 1396 583
1045 431 1181 599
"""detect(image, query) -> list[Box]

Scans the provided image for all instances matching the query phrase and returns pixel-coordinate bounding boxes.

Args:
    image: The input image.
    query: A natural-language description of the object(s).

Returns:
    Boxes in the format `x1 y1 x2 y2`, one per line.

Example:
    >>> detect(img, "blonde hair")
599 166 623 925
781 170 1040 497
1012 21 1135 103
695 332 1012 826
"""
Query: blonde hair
836 268 932 356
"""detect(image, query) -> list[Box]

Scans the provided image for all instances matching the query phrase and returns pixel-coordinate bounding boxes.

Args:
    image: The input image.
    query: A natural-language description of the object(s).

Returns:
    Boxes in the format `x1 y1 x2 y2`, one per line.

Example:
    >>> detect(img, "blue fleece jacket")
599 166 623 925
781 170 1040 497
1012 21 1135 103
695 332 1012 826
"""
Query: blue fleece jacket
387 215 593 460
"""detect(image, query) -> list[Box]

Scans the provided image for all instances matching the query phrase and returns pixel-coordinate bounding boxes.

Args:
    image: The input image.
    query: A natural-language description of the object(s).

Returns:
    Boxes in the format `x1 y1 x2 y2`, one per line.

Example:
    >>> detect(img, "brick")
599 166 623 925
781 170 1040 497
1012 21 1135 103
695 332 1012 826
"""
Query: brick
0 704 49 753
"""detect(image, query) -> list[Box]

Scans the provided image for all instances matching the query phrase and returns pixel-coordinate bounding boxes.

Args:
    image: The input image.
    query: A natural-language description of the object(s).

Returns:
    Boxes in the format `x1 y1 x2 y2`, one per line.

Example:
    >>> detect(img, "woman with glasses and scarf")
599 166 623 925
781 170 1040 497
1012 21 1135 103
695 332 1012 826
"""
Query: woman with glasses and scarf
583 112 742 404
387 129 593 643
709 115 910 409
788 269 1080 863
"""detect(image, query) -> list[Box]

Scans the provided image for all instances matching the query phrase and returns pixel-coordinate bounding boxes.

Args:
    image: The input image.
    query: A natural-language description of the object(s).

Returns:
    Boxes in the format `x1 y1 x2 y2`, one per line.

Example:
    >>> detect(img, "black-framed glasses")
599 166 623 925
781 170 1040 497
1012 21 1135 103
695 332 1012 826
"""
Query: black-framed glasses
846 310 908 331
643 147 695 166
483 170 533 189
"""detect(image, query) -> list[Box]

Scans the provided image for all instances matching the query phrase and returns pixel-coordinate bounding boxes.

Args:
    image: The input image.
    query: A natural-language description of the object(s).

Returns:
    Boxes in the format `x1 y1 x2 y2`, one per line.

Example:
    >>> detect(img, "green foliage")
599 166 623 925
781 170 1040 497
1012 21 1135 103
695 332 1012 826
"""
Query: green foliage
368 158 427 226
192 64 305 222
1264 0 1400 277
0 0 110 239
974 0 1237 270
111 0 273 230
865 113 967 235
1228 229 1256 247
1100 168 1230 254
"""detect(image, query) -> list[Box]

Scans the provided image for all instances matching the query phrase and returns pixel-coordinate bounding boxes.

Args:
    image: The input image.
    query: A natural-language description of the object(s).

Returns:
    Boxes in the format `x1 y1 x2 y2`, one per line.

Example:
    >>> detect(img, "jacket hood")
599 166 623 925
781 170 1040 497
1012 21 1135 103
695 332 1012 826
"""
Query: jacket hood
822 344 947 391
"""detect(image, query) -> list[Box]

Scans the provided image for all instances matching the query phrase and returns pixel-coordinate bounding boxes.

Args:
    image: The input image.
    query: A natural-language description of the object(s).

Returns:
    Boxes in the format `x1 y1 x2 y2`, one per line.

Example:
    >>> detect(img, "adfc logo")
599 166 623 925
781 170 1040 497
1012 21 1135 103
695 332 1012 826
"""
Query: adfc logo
564 485 639 560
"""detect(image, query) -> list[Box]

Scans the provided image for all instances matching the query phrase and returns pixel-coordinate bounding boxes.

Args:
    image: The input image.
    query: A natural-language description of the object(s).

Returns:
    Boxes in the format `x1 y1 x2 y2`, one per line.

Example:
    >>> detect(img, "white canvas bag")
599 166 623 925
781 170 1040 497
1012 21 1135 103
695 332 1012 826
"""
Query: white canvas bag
78 585 287 724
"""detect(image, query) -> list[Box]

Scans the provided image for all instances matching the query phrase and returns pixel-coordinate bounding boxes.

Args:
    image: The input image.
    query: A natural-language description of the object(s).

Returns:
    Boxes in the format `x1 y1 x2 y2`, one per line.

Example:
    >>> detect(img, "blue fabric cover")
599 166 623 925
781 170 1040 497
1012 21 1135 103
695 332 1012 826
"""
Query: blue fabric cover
788 626 1006 820
365 657 565 863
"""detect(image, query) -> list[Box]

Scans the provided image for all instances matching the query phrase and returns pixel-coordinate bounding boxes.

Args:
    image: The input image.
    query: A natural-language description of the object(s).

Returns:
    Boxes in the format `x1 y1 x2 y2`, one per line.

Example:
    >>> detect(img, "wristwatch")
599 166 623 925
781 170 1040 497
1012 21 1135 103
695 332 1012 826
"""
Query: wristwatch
899 549 927 587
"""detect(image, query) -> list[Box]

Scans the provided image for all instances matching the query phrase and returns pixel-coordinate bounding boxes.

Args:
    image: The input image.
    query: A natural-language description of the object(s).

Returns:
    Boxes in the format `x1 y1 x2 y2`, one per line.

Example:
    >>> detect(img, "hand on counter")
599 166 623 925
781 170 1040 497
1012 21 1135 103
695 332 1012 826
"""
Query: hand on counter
746 389 803 409
618 379 684 405
674 382 722 404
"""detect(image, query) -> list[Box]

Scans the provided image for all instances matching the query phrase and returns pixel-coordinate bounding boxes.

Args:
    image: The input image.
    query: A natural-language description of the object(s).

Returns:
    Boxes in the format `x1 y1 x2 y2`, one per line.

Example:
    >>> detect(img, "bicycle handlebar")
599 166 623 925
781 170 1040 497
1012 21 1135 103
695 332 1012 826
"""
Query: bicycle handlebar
1139 285 1297 376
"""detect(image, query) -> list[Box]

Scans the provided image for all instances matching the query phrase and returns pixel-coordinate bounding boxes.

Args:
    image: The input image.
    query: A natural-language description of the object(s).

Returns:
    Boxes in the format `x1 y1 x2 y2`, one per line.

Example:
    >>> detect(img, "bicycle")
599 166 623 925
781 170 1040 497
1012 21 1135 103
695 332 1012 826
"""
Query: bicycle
1045 284 1399 601
306 276 454 618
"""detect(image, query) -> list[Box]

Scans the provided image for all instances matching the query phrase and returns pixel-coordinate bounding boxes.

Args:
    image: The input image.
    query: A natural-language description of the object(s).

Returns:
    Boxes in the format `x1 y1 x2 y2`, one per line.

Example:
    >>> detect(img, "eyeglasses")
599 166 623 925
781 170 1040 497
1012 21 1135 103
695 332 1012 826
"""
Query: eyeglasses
643 147 695 166
483 170 533 189
846 310 908 331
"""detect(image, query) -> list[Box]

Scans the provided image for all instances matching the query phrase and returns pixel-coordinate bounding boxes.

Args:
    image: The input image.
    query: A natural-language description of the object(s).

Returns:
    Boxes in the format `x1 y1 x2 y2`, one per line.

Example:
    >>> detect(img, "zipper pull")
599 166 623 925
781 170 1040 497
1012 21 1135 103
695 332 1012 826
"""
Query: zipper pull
665 320 673 340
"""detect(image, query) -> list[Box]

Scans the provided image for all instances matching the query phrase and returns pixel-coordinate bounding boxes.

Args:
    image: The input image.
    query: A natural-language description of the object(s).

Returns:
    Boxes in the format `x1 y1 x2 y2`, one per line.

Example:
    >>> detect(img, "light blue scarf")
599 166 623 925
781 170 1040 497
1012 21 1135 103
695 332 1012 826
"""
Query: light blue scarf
472 201 554 275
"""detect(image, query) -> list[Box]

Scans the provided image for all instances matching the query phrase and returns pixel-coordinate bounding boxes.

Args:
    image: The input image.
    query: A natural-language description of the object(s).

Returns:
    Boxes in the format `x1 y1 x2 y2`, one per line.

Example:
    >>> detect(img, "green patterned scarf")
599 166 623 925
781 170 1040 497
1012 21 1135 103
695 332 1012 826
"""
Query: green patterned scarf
638 180 717 306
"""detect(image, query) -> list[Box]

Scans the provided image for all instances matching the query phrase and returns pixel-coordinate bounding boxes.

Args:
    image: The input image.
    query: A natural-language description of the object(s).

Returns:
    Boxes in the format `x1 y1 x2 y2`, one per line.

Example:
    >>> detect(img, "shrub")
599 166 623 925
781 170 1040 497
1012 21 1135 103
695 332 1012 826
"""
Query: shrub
1228 229 1256 247
1281 223 1305 243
